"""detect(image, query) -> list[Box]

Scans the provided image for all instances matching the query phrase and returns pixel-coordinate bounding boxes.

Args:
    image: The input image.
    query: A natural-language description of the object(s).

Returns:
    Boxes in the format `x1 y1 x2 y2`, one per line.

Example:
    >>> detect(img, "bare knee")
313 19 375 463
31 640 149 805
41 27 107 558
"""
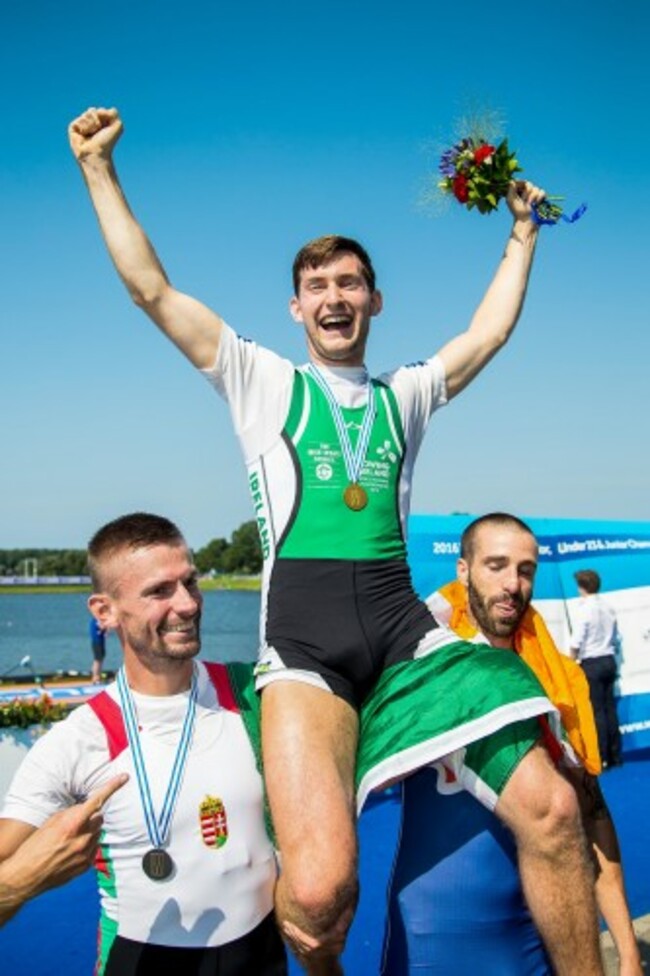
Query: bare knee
275 813 359 957
289 860 358 933
532 776 583 849
497 749 585 856
279 867 358 960
260 683 360 956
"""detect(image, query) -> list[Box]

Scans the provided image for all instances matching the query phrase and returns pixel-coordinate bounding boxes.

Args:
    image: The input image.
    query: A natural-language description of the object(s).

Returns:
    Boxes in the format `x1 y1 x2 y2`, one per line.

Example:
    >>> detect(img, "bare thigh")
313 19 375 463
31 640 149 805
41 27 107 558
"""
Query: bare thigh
261 682 359 890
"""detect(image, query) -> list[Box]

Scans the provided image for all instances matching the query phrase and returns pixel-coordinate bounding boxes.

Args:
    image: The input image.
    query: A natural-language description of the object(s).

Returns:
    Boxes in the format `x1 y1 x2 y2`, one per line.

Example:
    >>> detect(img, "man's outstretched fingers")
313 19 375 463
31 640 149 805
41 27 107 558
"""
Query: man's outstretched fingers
81 773 129 822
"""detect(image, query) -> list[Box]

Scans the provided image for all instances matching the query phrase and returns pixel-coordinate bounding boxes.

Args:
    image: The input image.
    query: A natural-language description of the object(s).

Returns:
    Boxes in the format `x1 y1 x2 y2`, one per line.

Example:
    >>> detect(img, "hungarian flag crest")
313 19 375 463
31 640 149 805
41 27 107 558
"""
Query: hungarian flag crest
200 794 229 849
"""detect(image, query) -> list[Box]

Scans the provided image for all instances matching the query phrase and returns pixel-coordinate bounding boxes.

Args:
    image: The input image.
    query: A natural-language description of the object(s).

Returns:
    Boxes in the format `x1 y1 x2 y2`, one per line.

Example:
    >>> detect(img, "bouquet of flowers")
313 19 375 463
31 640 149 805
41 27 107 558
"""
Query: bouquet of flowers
437 135 586 226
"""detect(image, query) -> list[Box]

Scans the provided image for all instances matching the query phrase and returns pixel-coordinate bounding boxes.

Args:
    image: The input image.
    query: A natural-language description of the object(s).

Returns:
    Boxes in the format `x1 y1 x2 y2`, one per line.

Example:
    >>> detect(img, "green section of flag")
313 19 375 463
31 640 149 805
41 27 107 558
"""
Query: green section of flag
225 643 552 832
226 660 275 843
356 640 551 804
95 907 118 975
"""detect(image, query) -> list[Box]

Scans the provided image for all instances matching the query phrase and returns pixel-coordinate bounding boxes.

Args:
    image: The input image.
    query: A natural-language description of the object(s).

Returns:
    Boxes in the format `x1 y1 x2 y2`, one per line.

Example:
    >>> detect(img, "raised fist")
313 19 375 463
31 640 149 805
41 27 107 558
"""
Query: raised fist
68 106 123 162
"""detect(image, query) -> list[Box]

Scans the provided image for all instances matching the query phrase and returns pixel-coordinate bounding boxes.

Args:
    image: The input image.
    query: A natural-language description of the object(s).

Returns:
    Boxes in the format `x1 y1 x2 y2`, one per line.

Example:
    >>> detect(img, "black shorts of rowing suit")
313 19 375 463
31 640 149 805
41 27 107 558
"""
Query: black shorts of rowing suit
263 558 437 708
102 911 287 976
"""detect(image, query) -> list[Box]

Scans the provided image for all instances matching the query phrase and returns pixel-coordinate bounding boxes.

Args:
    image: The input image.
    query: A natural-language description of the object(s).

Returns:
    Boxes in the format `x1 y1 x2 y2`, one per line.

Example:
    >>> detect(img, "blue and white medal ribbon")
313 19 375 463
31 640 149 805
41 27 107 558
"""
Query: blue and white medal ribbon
117 665 198 881
308 364 376 511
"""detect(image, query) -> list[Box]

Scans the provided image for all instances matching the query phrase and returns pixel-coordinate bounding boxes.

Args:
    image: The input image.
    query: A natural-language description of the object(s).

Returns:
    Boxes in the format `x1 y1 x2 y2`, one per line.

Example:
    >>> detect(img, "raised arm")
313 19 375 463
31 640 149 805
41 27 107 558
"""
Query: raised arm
438 181 544 399
68 107 223 369
0 774 127 927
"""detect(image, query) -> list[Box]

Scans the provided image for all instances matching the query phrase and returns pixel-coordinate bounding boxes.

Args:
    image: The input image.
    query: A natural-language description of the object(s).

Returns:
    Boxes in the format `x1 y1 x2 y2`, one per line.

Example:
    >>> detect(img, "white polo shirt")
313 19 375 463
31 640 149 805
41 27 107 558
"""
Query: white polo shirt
571 595 618 661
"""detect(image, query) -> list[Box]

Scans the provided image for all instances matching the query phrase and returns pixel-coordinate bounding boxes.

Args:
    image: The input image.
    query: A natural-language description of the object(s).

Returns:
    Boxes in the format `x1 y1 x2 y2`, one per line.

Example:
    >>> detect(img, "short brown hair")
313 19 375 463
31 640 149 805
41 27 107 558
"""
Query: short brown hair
87 512 185 590
574 569 601 594
460 512 536 562
292 235 376 294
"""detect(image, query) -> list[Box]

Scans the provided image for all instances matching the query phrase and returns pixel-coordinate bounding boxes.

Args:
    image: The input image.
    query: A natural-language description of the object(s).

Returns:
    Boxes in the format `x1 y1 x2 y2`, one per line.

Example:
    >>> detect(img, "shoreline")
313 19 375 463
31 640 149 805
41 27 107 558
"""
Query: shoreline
0 575 262 595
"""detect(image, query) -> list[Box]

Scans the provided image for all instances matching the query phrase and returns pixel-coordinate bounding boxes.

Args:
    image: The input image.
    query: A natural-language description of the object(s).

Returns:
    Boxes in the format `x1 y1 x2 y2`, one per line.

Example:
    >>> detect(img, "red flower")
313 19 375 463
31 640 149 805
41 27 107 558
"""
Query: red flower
474 144 495 165
452 174 469 203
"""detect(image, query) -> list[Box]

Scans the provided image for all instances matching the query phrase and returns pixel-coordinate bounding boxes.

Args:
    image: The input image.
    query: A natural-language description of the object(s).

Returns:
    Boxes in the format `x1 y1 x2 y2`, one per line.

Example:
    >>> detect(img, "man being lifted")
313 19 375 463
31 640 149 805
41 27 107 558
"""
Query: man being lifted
69 106 604 975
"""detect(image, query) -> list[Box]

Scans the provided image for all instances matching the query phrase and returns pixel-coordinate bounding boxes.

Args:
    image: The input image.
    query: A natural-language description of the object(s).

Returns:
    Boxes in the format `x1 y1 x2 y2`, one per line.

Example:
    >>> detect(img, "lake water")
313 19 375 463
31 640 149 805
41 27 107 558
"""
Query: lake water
0 590 261 678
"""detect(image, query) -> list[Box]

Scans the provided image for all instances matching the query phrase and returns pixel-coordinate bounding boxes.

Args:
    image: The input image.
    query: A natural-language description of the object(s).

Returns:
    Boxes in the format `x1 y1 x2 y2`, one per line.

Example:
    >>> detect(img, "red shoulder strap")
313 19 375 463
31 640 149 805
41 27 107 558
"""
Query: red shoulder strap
537 714 564 767
87 691 128 759
88 666 239 755
203 662 240 713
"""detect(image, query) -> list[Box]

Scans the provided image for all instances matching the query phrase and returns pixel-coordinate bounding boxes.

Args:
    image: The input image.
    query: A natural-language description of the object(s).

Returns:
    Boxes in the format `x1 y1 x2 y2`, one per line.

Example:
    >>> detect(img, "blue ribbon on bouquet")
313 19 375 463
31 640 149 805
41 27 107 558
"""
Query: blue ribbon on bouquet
531 201 588 227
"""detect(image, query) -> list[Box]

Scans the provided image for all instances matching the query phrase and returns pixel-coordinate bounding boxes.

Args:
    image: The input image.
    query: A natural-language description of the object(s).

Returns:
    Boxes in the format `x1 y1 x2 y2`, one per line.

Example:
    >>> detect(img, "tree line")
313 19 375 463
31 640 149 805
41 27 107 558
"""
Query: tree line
0 520 263 577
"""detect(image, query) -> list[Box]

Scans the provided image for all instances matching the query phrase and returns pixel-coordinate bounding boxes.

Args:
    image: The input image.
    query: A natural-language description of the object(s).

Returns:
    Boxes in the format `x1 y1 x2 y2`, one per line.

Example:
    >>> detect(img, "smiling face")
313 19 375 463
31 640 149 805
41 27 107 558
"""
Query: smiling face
289 252 383 367
457 522 538 648
89 542 203 671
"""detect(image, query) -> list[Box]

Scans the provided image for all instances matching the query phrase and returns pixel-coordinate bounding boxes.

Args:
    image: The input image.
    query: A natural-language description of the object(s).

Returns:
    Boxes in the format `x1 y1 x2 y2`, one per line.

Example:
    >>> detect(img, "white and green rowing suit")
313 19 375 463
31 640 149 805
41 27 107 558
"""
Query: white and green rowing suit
202 324 555 800
203 322 450 706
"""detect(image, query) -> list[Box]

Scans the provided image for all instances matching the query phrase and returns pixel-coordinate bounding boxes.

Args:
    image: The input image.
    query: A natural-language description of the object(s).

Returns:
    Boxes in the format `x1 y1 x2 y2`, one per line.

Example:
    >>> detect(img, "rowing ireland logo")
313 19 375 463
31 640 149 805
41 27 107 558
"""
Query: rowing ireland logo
376 439 398 464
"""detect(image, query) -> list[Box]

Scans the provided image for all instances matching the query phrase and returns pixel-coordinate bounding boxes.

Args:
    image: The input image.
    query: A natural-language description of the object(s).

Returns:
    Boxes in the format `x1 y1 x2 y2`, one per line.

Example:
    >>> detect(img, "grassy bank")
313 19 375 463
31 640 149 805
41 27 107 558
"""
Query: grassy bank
198 575 261 592
0 585 90 595
0 575 262 595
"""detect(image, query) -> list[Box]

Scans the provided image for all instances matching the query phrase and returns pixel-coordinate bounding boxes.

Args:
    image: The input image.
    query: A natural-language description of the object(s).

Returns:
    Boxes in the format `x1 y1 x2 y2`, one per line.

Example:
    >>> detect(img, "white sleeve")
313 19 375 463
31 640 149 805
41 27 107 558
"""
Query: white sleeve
610 609 620 648
380 355 448 456
200 322 296 460
0 710 107 828
571 604 589 652
425 590 453 627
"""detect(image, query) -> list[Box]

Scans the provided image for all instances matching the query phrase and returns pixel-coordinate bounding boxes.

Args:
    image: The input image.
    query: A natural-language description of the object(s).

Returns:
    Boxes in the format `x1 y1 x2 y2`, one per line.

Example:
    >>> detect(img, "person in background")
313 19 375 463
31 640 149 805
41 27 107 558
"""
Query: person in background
90 614 107 683
382 514 641 975
570 569 623 770
0 512 286 975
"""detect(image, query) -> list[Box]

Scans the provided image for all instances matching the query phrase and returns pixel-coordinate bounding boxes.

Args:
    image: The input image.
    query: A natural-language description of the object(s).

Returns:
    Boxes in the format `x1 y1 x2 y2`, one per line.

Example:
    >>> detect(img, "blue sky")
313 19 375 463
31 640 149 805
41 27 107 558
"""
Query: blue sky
1 0 649 549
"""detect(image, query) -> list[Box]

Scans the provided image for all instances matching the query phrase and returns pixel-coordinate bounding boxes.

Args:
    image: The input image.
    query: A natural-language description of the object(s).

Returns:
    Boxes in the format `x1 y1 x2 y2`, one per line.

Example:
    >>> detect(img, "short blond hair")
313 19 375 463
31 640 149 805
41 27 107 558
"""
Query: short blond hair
87 512 185 591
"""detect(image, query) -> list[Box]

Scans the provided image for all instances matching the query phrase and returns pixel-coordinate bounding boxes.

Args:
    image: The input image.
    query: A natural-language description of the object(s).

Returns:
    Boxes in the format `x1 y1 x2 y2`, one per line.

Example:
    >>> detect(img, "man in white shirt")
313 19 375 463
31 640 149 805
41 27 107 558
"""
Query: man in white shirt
570 570 623 769
0 512 285 975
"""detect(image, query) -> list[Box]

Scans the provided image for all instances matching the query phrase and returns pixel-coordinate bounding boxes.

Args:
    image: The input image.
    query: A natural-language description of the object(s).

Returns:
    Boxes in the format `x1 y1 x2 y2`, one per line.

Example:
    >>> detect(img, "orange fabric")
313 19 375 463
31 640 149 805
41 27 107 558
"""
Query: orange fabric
438 580 602 775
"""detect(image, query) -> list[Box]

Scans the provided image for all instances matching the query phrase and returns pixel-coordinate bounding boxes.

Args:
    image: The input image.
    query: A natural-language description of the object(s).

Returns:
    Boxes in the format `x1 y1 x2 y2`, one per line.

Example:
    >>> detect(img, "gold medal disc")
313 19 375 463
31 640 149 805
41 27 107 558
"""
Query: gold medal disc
343 483 368 511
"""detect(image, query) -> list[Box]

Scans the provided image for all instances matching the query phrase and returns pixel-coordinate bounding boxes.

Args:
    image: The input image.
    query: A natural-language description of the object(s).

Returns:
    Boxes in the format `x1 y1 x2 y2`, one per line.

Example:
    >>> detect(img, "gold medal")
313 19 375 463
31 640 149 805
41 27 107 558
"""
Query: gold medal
307 365 377 516
343 483 368 511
